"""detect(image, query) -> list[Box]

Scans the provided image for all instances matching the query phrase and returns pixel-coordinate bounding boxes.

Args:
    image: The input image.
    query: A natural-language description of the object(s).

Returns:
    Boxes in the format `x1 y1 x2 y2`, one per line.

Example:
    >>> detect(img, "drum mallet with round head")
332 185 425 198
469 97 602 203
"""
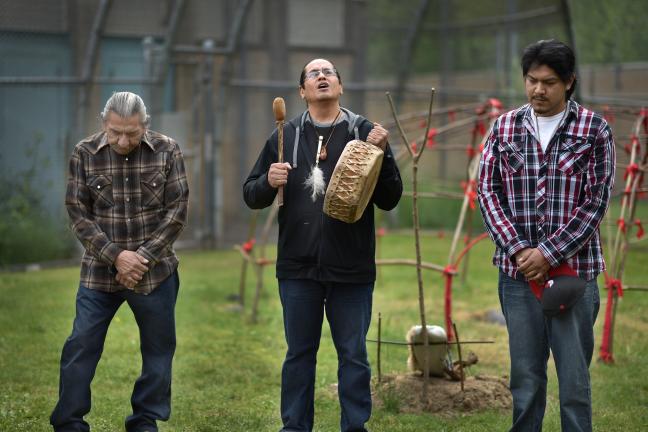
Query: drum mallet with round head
273 97 286 206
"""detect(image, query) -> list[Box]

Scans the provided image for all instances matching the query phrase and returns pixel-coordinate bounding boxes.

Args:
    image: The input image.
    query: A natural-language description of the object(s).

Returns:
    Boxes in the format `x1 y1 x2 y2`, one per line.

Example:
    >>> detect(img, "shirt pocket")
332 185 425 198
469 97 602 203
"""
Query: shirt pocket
141 171 167 208
557 137 592 175
87 175 114 209
498 141 525 174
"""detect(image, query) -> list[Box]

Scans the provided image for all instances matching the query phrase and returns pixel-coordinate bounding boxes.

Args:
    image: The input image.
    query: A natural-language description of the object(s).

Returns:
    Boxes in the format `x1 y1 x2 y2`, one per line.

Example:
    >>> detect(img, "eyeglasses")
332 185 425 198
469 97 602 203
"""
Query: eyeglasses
304 68 337 80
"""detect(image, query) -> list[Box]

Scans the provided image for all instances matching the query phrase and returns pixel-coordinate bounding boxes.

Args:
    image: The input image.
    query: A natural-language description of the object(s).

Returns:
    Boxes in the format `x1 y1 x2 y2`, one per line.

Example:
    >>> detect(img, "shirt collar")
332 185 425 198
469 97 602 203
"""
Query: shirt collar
93 130 155 154
522 99 578 134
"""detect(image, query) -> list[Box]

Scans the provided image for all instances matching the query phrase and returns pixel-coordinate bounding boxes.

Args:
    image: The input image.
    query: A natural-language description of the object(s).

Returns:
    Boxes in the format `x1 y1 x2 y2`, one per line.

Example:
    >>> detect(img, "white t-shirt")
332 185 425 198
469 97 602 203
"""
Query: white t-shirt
534 108 567 152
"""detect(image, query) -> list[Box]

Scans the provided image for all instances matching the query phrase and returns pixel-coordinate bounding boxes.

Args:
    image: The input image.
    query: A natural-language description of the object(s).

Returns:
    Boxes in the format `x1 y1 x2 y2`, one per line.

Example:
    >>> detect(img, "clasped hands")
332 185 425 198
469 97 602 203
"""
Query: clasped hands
115 250 149 289
515 248 550 283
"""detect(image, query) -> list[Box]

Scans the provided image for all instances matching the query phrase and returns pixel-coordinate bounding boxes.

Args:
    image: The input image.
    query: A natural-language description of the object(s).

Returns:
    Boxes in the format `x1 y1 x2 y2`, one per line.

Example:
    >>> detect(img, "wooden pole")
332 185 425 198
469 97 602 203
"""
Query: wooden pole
386 89 434 401
602 113 645 360
377 312 382 384
238 210 259 307
452 322 465 392
250 202 280 324
460 115 484 284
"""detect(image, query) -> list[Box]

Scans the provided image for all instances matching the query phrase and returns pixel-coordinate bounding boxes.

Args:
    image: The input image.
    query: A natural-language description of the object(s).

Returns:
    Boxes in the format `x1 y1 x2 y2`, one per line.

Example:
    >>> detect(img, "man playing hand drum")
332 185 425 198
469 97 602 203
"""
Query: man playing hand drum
244 58 402 432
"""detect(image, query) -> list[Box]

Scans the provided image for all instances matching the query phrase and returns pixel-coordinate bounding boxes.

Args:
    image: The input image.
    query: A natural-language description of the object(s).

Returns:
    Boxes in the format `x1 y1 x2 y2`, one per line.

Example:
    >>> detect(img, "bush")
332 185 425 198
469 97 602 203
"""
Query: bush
0 159 75 266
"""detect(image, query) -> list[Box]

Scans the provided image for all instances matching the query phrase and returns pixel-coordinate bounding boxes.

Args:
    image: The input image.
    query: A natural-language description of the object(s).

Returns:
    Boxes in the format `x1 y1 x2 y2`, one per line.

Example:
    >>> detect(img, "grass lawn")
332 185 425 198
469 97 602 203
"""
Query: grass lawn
1 232 647 431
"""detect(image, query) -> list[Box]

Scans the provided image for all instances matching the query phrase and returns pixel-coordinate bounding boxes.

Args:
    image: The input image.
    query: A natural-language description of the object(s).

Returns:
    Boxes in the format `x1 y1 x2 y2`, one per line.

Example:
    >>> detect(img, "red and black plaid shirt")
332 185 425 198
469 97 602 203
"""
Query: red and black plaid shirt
478 100 615 281
66 130 189 294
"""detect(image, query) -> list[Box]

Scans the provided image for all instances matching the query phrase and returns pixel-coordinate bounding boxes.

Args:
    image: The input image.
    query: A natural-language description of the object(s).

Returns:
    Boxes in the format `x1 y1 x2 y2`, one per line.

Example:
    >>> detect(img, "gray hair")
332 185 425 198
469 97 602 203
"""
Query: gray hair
100 91 150 126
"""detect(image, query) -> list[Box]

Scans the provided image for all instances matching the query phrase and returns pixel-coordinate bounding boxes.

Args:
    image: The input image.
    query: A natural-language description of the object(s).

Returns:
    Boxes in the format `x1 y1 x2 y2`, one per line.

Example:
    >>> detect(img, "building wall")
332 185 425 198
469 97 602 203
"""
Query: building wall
1 0 645 248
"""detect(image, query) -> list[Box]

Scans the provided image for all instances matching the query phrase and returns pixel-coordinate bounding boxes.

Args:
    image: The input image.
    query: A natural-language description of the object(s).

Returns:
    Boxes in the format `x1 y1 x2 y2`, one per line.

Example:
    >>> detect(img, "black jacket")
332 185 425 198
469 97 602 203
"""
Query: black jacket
243 108 403 283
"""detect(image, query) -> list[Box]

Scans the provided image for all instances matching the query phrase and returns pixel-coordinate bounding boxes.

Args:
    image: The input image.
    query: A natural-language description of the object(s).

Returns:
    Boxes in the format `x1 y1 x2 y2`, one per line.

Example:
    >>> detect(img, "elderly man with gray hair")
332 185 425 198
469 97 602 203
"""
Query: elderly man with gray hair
50 92 189 432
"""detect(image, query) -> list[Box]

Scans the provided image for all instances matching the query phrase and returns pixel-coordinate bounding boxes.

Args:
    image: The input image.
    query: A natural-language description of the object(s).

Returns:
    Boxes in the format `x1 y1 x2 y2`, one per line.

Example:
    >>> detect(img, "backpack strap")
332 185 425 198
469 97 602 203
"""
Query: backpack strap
340 107 361 140
289 110 309 169
291 107 365 168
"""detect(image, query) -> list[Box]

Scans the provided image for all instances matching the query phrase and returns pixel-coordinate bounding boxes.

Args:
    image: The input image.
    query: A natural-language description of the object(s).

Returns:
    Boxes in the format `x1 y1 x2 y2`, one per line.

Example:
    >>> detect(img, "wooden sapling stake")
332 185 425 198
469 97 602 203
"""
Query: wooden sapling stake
377 312 382 383
603 115 645 356
238 210 259 307
452 322 465 391
250 202 280 324
386 88 435 401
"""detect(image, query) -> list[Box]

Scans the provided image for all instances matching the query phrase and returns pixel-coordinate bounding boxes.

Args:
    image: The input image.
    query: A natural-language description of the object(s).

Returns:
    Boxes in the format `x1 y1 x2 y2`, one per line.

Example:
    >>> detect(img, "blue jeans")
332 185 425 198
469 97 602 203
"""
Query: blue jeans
278 279 373 432
50 271 179 432
498 271 600 432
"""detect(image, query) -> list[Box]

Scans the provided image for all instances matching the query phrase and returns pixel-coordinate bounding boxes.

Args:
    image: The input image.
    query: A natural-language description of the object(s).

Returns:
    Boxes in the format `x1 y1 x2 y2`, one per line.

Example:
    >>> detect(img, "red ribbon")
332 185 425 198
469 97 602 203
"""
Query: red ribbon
617 218 626 233
489 98 503 110
242 238 256 253
488 98 503 118
466 145 477 159
599 274 623 363
474 120 487 137
625 135 639 155
426 128 438 148
443 265 456 341
603 105 615 124
635 219 645 239
624 163 639 181
461 180 478 210
410 141 418 153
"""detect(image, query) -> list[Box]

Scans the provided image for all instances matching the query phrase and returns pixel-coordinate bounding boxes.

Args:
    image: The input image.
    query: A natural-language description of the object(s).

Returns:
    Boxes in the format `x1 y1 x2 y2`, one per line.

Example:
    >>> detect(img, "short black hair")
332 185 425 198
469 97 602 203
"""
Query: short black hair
299 59 342 88
521 39 577 100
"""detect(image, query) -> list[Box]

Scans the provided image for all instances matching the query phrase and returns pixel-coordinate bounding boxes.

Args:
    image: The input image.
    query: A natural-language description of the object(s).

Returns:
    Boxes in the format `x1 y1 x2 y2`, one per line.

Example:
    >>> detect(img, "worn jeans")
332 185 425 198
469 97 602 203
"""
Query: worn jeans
278 279 373 432
498 271 600 432
50 271 179 432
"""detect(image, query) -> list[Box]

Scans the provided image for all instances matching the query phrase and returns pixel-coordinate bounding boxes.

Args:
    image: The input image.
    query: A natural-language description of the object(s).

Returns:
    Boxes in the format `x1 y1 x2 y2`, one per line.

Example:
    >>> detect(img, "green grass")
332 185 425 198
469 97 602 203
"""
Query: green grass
1 233 647 431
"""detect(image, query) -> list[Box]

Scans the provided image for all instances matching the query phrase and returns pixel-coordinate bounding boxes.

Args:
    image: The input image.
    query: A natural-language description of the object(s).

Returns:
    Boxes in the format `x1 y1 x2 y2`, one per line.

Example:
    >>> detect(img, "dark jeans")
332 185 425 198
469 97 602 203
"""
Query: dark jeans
50 271 179 432
278 279 373 432
498 271 599 432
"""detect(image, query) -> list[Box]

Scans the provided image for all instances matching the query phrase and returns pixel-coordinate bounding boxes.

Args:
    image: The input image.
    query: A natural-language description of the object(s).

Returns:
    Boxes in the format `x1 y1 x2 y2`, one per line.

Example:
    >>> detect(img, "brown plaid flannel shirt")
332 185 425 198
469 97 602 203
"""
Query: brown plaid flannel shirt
66 130 189 294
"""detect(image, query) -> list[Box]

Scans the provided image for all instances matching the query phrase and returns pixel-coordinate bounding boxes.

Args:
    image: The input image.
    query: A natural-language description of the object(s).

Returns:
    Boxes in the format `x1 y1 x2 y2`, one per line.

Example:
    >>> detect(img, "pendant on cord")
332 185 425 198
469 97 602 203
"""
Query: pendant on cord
319 146 327 161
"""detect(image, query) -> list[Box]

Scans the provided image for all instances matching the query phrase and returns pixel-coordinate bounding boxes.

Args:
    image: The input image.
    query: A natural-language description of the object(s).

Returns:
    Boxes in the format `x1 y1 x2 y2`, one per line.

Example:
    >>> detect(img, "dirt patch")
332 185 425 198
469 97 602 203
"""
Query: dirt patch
372 373 512 416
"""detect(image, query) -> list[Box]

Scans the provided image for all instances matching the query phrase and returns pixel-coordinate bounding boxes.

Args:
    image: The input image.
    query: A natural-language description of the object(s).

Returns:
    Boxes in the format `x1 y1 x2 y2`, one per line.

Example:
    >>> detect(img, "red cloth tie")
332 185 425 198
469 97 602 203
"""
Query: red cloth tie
640 107 648 134
624 163 639 181
599 275 623 363
242 238 256 253
635 219 645 239
426 128 438 148
603 105 615 124
461 180 478 210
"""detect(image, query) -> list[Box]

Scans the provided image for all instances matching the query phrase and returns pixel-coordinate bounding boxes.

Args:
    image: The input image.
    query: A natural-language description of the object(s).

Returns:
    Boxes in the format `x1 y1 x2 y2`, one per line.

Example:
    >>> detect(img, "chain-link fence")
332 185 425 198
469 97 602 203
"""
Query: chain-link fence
1 0 647 263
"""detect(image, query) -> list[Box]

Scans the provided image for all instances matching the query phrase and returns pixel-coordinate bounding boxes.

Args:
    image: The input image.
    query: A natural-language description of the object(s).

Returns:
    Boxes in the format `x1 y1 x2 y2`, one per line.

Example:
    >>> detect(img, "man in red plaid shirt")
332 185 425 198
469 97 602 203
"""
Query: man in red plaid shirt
478 40 615 431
